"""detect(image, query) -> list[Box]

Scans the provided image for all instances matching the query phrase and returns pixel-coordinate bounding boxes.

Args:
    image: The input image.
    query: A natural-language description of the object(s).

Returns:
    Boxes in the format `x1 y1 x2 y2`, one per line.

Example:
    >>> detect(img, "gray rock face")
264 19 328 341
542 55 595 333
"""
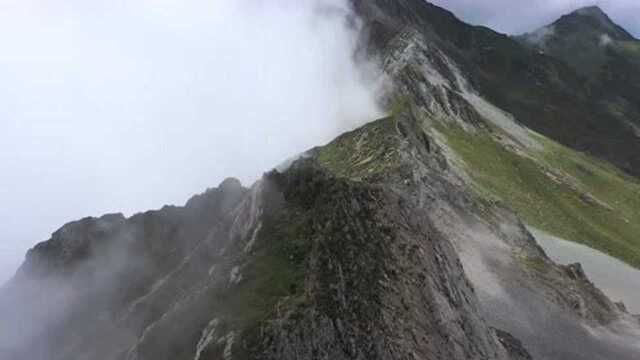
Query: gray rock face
0 154 516 360
253 160 510 360
494 328 533 360
3 108 637 359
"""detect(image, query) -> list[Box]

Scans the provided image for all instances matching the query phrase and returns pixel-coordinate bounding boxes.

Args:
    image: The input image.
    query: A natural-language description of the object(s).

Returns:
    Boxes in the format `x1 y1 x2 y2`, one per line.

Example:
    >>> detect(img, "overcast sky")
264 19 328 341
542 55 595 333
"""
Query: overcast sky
0 0 638 284
431 0 640 36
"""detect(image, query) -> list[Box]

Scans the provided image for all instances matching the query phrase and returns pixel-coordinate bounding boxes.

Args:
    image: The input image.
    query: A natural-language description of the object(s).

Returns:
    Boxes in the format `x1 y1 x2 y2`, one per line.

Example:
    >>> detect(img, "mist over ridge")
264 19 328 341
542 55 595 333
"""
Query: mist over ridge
0 0 383 283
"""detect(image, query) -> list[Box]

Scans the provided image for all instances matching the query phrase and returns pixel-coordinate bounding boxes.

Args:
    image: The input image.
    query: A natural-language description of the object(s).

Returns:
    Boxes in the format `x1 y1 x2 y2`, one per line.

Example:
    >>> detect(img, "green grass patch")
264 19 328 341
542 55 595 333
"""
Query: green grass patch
209 209 311 337
439 124 640 268
318 117 400 180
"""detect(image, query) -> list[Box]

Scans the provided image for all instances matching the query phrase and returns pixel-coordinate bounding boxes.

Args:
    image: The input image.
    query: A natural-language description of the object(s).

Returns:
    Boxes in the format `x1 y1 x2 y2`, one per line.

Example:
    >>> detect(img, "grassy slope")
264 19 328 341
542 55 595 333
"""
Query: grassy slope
317 117 400 180
220 210 309 329
439 124 640 268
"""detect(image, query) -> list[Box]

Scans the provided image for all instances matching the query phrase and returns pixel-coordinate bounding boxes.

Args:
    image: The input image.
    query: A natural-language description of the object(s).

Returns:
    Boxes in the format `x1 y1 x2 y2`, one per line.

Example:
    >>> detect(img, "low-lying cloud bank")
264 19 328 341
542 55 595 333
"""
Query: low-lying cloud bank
0 0 383 282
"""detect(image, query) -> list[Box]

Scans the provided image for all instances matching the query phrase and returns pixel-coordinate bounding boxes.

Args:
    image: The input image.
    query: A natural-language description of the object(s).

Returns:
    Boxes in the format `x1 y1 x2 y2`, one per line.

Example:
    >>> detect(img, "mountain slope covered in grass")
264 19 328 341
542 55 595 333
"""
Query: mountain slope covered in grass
438 121 640 268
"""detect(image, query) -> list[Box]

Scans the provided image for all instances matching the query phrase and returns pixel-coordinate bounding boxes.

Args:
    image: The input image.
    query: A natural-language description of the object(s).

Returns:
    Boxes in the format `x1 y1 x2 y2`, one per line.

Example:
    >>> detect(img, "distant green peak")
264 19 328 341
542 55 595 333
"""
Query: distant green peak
556 4 634 41
571 5 607 18
569 5 615 29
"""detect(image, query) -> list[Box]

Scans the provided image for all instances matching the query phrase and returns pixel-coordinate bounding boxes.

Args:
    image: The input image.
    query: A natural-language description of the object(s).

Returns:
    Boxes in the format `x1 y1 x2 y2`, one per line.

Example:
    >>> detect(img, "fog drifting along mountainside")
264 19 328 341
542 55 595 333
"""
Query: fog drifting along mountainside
0 0 384 284
2 1 640 360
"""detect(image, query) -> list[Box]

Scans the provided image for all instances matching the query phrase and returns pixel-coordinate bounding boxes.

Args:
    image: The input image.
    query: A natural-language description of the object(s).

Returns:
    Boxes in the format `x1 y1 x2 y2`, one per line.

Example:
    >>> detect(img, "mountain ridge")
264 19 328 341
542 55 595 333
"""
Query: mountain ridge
515 3 640 167
2 1 640 359
358 0 640 177
560 5 635 41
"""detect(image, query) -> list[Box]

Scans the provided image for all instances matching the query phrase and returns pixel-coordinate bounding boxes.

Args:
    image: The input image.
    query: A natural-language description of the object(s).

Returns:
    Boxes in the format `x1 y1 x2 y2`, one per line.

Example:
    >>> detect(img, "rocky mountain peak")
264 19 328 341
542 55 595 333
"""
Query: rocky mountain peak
520 4 634 48
560 5 635 41
218 177 243 192
517 4 637 77
573 5 609 20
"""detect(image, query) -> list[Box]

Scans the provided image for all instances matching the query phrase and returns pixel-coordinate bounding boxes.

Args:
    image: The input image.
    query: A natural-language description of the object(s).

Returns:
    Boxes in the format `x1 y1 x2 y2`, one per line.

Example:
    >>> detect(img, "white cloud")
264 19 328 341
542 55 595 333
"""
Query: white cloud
600 33 614 46
0 0 383 282
523 25 556 46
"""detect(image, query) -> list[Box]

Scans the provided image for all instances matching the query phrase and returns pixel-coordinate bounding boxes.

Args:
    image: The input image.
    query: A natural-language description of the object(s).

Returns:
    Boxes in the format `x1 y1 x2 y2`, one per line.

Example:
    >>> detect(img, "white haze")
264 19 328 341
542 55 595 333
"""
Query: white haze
0 0 383 283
